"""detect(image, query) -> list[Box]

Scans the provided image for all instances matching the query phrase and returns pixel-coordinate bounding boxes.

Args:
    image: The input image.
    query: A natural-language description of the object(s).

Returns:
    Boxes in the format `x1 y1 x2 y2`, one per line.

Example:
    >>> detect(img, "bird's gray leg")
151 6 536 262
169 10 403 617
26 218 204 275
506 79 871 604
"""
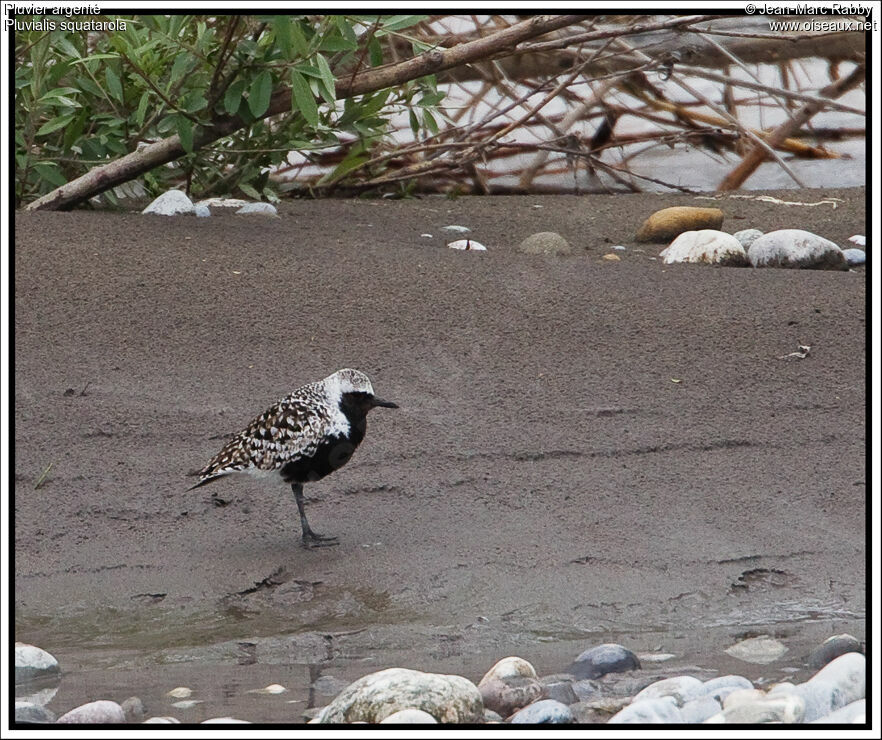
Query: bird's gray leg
291 483 339 547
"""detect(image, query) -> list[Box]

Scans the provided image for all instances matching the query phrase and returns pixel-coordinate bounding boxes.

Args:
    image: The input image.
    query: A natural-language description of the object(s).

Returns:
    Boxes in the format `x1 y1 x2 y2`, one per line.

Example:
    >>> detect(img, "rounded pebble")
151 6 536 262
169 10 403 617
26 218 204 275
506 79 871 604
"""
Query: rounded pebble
538 676 578 705
510 699 574 724
843 248 866 265
747 229 847 270
443 225 471 233
194 204 211 218
235 202 278 217
447 239 487 251
379 708 437 723
680 695 722 723
166 687 192 699
143 717 181 723
808 633 863 670
566 643 641 679
848 234 865 246
121 696 145 722
635 206 724 243
479 656 538 684
14 643 60 685
632 675 706 706
202 717 251 723
517 231 572 255
57 700 126 724
724 635 788 664
311 667 483 723
733 228 764 249
703 675 754 703
142 189 194 216
14 701 55 724
609 696 683 723
721 692 805 723
660 229 748 266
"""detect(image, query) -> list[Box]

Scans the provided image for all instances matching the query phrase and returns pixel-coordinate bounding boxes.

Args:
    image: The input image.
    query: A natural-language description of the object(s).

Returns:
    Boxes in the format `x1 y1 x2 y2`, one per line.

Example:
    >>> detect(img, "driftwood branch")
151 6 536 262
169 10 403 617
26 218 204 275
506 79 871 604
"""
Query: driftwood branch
717 62 865 191
26 14 585 211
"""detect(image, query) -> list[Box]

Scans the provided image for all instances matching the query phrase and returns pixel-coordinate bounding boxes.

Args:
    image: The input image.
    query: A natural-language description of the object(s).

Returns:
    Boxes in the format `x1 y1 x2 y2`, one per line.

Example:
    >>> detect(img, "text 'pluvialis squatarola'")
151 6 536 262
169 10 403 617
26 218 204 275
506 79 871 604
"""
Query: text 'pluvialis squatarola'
190 369 398 547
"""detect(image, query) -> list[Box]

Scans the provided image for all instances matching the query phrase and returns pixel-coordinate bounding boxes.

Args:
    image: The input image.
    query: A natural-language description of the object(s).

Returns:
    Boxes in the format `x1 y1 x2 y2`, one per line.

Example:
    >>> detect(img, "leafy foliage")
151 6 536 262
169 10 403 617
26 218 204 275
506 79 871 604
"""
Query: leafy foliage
15 14 438 204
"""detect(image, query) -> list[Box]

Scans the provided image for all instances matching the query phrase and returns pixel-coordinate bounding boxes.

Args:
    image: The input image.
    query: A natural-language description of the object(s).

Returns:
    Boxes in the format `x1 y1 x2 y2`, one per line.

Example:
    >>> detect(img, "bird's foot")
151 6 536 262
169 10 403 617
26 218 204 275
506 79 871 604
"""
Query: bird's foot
301 530 339 548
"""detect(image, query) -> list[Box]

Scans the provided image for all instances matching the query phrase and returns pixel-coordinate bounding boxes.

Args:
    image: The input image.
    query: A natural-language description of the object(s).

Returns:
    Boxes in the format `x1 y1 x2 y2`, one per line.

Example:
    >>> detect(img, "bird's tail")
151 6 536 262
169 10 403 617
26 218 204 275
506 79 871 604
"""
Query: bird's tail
186 471 228 491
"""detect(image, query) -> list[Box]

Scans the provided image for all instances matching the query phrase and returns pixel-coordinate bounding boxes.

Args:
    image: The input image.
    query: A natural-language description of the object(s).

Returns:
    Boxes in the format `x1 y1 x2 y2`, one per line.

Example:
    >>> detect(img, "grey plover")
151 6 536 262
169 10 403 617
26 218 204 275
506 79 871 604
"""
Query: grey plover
190 369 398 547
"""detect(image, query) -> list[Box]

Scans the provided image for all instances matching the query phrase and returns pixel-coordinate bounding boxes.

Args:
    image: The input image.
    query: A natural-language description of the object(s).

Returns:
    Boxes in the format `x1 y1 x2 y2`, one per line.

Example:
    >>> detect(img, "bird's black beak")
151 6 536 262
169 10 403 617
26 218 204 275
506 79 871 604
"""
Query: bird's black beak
371 396 399 409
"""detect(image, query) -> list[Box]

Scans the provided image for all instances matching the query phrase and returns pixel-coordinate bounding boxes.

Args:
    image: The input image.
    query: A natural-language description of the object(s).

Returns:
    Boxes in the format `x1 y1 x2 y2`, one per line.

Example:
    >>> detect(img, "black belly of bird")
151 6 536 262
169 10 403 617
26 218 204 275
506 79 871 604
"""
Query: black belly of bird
279 401 369 484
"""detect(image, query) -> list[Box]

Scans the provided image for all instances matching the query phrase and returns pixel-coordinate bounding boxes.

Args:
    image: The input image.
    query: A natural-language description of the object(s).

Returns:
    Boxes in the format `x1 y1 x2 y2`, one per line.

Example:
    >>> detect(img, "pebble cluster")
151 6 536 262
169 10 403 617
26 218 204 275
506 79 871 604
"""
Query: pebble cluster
15 633 865 724
140 189 865 270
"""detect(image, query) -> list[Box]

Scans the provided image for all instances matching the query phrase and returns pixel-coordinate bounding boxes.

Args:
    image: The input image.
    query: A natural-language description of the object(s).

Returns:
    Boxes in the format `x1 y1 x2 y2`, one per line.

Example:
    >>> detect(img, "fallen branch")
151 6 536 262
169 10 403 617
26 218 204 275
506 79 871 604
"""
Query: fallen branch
717 62 865 191
26 14 586 211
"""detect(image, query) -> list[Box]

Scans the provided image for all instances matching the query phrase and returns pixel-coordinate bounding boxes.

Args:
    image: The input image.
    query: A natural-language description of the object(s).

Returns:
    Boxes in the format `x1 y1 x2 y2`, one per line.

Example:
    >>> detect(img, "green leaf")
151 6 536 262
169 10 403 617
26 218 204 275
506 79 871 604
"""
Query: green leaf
223 78 245 116
318 148 367 184
248 70 273 118
177 116 194 153
36 113 76 136
105 67 123 102
422 109 439 135
368 36 383 67
33 161 68 187
314 54 336 104
135 91 150 126
273 16 294 58
67 53 118 64
289 21 309 56
239 182 261 200
289 69 318 126
377 15 428 34
170 54 191 84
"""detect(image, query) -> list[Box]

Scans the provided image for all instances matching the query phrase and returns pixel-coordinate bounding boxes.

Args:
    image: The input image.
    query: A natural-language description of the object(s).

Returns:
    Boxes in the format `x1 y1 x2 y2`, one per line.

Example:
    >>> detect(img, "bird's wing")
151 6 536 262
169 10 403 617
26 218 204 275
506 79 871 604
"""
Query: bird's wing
194 395 331 482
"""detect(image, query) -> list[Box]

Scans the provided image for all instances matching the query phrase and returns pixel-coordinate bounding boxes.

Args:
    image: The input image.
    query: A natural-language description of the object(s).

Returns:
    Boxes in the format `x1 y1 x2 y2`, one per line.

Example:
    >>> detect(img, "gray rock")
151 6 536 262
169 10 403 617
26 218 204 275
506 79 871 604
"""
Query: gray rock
235 202 278 217
121 696 145 722
609 696 683 723
848 234 865 246
632 675 706 706
57 700 126 724
725 635 788 664
194 204 211 218
517 231 572 256
747 229 847 270
808 634 863 670
811 698 865 723
809 651 865 706
703 675 754 703
570 679 601 701
443 225 471 233
14 701 55 723
733 228 764 249
510 699 574 724
566 643 641 679
773 652 865 722
312 675 350 697
14 643 60 685
720 692 804 723
479 676 544 718
380 708 437 723
680 695 722 723
538 676 578 705
660 230 748 266
483 708 503 722
843 248 866 265
143 717 182 723
311 668 483 723
142 189 194 216
571 697 631 723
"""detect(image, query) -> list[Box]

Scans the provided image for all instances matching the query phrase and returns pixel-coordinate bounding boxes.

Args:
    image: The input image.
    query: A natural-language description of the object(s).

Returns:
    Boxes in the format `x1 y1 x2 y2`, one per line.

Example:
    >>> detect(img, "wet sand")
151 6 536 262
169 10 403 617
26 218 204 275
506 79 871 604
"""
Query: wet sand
14 188 865 721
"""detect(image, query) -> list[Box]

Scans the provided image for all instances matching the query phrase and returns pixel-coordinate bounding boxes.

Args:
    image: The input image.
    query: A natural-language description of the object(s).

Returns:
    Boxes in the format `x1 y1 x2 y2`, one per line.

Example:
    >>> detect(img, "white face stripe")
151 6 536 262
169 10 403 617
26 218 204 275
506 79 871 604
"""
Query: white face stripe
323 369 375 401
